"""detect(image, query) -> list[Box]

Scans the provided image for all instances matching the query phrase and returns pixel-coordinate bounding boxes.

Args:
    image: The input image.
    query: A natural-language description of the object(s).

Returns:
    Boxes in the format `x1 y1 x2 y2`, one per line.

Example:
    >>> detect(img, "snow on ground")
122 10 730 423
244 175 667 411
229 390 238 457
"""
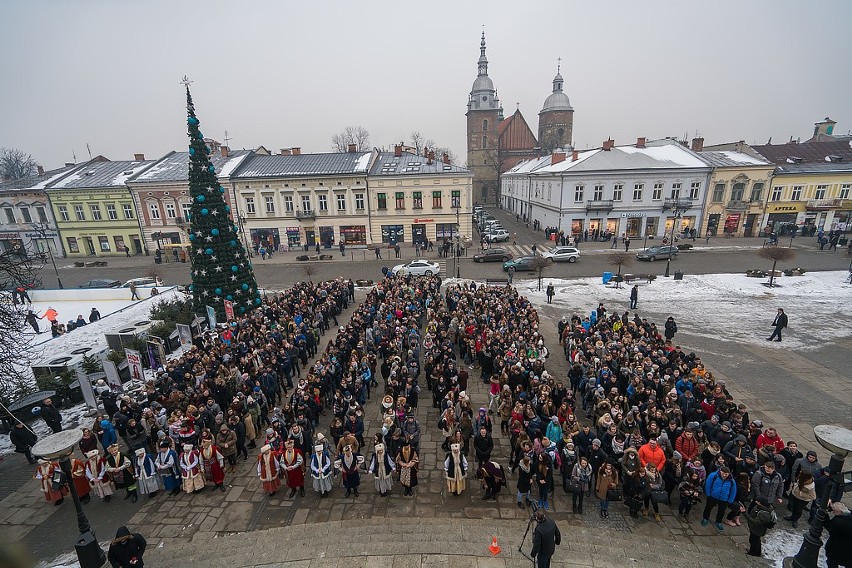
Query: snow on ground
513 270 852 351
25 299 143 340
0 401 93 456
764 527 827 567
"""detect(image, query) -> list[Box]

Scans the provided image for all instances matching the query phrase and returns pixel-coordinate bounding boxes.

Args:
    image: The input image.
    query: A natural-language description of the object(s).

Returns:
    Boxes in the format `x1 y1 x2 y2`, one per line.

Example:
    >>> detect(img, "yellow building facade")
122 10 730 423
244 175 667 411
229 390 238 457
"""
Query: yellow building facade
698 151 774 237
763 162 852 234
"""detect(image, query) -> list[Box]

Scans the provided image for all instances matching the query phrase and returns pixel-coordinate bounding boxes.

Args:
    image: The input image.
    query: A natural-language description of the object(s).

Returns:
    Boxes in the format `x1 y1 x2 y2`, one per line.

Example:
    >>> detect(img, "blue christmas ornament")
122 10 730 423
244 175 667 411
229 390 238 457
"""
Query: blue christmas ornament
196 195 205 203
224 205 230 213
231 265 239 272
226 295 233 301
205 248 214 255
207 165 215 173
201 208 209 216
219 186 225 193
188 234 195 241
255 298 262 305
188 284 193 291
189 147 196 156
211 228 219 236
239 307 246 314
229 240 237 247
241 283 249 290
188 117 199 126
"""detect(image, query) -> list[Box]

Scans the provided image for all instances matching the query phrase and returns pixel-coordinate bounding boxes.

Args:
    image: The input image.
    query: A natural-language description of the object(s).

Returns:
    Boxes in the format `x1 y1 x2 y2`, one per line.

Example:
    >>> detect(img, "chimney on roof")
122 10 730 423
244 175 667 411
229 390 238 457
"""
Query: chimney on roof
427 150 435 165
37 165 44 176
551 151 566 165
602 139 614 151
220 146 229 158
280 148 292 156
735 141 745 153
291 147 301 155
423 146 429 158
636 137 646 149
572 150 579 162
691 137 704 152
394 145 402 158
441 153 450 165
347 143 357 153
64 162 75 167
134 153 145 161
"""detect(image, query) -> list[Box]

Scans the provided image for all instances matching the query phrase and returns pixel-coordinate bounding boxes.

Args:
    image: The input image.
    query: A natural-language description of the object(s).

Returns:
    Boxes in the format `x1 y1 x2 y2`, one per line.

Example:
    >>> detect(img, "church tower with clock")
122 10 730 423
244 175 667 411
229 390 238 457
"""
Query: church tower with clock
466 32 503 204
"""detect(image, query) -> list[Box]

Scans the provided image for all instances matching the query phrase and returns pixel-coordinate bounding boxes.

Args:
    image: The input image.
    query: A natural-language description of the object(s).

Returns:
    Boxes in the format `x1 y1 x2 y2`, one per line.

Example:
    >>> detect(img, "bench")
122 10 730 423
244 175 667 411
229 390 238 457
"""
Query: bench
485 278 510 286
623 274 657 284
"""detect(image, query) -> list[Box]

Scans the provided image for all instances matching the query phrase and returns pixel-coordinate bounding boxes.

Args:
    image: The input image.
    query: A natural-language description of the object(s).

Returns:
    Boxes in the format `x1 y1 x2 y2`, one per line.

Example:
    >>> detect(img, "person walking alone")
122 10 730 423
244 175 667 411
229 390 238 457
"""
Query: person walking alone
629 285 638 309
531 509 561 568
546 283 555 304
129 282 140 301
767 308 787 342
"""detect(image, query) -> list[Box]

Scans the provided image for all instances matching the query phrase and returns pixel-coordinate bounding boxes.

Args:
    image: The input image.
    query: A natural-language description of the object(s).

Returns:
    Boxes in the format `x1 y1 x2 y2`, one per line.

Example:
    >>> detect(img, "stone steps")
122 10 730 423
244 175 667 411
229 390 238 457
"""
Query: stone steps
144 517 768 567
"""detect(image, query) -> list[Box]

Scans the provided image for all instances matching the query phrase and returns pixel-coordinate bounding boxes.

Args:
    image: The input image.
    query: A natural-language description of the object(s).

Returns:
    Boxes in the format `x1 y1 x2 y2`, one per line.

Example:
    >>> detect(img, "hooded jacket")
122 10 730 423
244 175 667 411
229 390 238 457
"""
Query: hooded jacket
107 526 147 568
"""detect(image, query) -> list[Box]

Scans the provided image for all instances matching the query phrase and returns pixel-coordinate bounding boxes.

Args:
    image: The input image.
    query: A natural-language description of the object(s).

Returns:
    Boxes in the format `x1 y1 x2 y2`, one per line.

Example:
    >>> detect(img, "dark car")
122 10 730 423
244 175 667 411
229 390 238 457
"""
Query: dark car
636 245 679 261
78 279 121 289
473 248 513 263
502 256 551 272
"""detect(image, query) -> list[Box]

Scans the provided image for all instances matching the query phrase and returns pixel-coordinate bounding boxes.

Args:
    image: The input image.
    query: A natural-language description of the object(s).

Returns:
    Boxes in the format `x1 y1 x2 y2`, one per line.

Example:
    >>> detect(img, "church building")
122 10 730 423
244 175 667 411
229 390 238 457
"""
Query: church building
465 33 574 204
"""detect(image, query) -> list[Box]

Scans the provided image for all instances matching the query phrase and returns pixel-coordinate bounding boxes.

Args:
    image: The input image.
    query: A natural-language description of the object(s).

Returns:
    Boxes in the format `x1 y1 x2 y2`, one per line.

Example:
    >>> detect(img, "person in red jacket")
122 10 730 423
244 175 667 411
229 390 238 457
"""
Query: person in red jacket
675 429 700 463
755 427 785 454
638 438 667 472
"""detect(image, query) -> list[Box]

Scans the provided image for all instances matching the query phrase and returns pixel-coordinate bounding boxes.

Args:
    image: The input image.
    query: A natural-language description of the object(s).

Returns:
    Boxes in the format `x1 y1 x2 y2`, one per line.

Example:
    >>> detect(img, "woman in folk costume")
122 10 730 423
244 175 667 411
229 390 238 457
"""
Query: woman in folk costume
444 443 468 496
396 441 419 497
178 443 205 494
334 444 365 498
257 444 281 497
310 443 334 498
106 444 138 503
368 443 395 497
34 459 67 505
154 440 181 496
134 448 161 498
280 438 305 498
84 449 114 502
199 438 226 492
70 454 92 504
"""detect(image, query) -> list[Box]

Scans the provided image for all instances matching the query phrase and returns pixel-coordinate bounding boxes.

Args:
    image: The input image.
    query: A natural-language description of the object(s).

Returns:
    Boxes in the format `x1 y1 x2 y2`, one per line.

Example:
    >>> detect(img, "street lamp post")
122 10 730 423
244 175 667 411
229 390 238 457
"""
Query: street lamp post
664 204 682 278
237 214 253 258
31 429 106 568
785 425 852 568
454 204 461 278
32 223 63 289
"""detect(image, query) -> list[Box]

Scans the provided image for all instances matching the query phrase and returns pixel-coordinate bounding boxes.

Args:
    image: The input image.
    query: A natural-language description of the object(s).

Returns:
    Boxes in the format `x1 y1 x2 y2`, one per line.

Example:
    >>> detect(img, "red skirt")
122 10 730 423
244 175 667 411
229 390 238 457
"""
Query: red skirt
261 478 281 494
72 475 91 498
44 485 68 502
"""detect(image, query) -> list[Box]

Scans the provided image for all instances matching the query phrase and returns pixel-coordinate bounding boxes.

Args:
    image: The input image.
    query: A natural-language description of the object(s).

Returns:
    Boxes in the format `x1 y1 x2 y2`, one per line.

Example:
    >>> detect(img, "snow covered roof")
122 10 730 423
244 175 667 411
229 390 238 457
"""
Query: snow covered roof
698 151 772 168
531 139 710 175
47 160 155 190
231 151 373 179
773 161 852 175
369 151 469 176
129 150 251 184
505 155 553 175
0 164 82 193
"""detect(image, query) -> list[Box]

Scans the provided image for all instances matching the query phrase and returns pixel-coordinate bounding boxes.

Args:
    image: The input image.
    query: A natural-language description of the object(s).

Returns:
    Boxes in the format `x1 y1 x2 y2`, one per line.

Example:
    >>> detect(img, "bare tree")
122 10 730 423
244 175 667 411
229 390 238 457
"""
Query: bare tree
0 250 44 406
1 147 38 180
757 247 796 288
532 256 552 291
331 126 371 152
409 132 457 163
607 251 633 288
302 264 316 284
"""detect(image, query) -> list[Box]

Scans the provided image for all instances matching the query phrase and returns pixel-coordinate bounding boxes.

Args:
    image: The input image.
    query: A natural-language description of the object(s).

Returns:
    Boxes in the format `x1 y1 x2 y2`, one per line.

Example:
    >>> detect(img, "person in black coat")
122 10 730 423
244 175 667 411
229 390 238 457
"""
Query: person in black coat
10 422 38 463
107 526 146 568
40 398 62 433
825 502 852 568
767 308 788 342
664 317 678 341
531 510 561 568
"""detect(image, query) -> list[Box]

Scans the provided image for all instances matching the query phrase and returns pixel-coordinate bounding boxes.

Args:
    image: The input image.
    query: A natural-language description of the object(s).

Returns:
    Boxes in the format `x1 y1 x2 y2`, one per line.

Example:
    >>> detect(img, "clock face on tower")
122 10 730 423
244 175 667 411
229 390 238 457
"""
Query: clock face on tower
482 96 487 101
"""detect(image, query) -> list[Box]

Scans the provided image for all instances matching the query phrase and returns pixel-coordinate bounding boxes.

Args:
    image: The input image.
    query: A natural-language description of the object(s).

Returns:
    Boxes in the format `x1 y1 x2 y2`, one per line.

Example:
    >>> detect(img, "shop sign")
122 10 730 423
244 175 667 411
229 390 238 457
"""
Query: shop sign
768 203 804 213
620 212 646 218
413 218 434 223
24 232 58 238
0 232 19 239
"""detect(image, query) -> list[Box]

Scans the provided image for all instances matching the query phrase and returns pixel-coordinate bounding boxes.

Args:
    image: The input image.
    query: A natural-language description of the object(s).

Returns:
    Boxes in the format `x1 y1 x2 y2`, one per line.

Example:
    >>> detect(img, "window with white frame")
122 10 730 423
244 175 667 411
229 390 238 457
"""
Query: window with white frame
265 196 275 213
122 203 134 219
632 183 643 201
318 194 328 211
74 205 85 221
574 184 584 202
355 193 365 210
712 184 725 202
3 208 14 223
148 202 161 220
670 183 681 199
791 186 803 201
750 183 764 202
181 202 192 221
36 206 47 223
98 236 110 252
58 205 69 221
284 196 294 212
613 184 623 201
690 182 701 200
301 195 311 211
652 182 663 201
337 194 346 211
814 185 827 200
90 204 102 220
593 184 604 201
106 204 117 220
771 187 782 202
841 184 851 199
244 196 256 214
20 207 32 223
165 202 176 219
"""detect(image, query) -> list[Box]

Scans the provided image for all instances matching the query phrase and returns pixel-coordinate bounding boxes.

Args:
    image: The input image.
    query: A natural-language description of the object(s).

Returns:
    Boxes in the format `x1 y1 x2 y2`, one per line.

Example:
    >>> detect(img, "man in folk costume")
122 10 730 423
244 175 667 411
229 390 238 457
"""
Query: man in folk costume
84 449 114 502
106 444 138 503
257 444 281 497
334 444 365 498
444 443 468 496
179 443 205 494
280 438 305 498
477 460 507 501
70 454 92 504
134 448 161 498
396 441 419 497
35 459 67 505
199 438 226 492
154 440 181 496
369 443 395 497
310 443 334 498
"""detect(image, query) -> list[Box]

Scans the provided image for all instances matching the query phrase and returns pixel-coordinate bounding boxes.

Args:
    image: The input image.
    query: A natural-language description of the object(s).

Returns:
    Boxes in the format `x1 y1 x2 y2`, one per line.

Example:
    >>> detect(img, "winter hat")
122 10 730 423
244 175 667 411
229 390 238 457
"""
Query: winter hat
807 450 818 458
751 420 764 428
159 440 171 449
135 448 146 456
182 444 193 452
592 439 601 447
672 451 682 461
265 428 274 436
721 421 732 431
85 450 100 459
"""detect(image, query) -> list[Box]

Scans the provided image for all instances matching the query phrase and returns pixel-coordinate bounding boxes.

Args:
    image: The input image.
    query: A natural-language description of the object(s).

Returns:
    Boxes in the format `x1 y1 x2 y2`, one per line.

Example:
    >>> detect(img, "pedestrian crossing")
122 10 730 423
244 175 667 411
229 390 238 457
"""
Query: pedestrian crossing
482 244 541 257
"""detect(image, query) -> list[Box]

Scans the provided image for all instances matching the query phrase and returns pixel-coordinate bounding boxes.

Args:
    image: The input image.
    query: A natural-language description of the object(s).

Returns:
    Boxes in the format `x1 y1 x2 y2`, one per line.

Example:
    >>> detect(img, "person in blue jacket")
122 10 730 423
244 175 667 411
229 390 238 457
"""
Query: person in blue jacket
100 419 118 451
701 465 737 530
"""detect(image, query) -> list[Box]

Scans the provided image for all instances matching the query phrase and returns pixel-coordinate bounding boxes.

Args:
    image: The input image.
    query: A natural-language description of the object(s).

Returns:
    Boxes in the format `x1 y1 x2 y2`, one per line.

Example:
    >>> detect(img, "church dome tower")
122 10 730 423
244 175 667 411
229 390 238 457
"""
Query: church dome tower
466 31 503 203
538 61 574 153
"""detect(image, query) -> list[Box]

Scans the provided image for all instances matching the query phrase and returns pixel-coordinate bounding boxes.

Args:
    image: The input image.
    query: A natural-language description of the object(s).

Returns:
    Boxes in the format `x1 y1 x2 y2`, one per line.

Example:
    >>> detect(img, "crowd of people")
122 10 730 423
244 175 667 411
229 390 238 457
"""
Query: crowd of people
14 272 852 566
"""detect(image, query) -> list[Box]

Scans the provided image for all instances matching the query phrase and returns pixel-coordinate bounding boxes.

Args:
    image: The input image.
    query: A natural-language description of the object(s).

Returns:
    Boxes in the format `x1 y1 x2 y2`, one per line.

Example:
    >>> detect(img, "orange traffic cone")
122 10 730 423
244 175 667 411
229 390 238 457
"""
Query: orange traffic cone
489 536 501 555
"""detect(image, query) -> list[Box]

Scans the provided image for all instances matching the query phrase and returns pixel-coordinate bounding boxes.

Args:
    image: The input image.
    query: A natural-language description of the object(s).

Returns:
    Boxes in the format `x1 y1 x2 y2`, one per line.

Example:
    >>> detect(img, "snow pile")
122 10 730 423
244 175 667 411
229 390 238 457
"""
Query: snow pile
0 403 93 456
515 271 852 351
764 527 827 567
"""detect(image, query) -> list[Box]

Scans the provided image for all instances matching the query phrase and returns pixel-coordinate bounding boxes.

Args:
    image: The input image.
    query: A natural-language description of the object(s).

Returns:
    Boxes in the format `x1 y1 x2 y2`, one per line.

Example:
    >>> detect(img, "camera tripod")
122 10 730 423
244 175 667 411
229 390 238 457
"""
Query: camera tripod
517 500 538 566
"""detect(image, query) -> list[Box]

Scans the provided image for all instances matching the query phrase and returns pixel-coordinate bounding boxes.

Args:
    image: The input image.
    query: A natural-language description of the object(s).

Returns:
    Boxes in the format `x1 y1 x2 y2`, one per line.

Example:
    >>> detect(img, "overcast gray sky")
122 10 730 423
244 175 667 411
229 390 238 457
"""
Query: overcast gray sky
3 0 851 169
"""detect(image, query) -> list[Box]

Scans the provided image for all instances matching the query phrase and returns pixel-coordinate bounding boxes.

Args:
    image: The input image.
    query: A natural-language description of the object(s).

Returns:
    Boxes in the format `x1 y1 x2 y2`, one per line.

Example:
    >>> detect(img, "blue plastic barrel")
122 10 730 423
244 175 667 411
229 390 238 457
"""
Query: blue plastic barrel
602 272 613 284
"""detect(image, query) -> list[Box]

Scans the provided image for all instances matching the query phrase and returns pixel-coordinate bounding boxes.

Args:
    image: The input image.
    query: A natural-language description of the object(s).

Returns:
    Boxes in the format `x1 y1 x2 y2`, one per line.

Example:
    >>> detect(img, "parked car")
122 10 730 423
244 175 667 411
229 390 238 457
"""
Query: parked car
502 256 551 272
484 229 510 243
79 279 121 289
473 248 513 263
121 277 164 288
540 246 580 263
636 245 679 261
391 260 441 276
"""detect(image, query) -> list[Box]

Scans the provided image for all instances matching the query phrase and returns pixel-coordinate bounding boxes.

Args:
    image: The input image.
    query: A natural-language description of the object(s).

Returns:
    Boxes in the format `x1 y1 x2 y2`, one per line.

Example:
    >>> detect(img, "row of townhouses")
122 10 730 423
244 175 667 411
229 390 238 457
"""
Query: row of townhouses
0 145 473 257
501 129 852 240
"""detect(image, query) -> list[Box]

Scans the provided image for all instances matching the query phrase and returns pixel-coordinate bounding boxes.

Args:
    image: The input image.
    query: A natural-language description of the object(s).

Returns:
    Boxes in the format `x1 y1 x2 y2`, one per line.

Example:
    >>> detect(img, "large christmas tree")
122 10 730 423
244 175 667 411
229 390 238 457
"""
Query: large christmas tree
185 82 259 320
